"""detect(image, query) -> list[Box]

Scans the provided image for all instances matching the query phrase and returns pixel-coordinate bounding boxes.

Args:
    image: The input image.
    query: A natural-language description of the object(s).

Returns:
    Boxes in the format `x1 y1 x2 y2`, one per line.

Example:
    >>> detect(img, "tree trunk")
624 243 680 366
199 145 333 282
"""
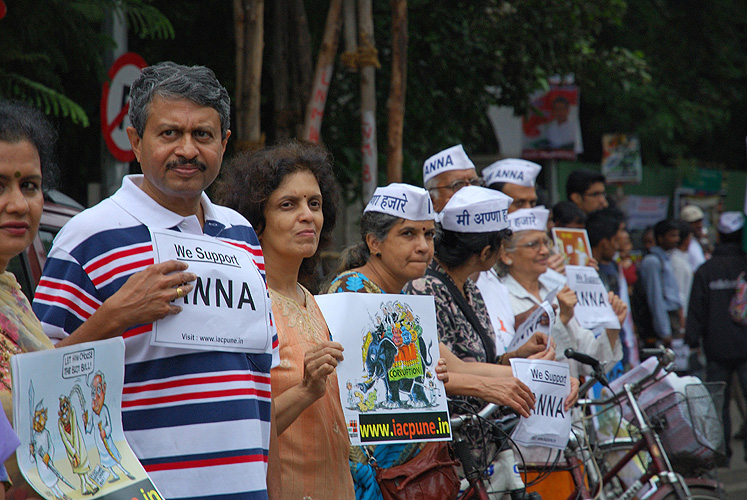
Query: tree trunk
290 0 313 139
358 0 378 200
301 0 343 143
386 0 406 184
271 0 291 141
234 0 264 151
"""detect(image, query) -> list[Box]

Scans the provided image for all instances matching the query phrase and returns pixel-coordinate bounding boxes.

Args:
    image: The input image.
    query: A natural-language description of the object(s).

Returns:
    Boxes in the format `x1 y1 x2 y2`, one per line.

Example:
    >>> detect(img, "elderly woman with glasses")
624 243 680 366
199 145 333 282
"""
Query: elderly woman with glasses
497 207 626 378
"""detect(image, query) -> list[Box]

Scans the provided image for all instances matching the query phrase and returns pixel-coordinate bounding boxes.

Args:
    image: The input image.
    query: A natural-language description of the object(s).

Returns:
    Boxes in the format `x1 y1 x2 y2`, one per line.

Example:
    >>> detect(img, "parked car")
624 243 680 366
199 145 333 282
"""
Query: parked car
8 190 83 301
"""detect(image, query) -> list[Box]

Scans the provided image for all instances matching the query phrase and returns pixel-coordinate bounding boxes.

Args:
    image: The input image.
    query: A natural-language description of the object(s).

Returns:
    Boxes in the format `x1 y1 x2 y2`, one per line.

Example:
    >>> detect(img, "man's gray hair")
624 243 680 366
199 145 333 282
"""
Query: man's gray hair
128 61 231 139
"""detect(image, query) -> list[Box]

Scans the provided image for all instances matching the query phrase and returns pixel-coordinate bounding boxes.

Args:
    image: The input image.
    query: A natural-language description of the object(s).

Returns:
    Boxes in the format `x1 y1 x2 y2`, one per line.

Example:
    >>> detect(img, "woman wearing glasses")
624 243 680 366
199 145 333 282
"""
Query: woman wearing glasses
497 207 626 378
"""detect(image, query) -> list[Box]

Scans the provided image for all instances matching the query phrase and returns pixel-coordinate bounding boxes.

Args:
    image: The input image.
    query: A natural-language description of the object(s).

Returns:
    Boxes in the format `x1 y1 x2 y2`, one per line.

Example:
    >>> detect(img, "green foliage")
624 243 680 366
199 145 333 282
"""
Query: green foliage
311 0 644 195
0 0 174 125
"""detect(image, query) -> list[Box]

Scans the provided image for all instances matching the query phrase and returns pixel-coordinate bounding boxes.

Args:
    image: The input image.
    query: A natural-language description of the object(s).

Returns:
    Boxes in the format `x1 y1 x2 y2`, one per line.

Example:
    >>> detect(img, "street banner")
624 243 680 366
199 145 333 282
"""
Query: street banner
149 229 273 354
602 134 642 183
509 288 559 353
11 338 162 500
315 293 451 446
620 195 669 231
522 84 582 161
510 359 571 449
565 265 621 330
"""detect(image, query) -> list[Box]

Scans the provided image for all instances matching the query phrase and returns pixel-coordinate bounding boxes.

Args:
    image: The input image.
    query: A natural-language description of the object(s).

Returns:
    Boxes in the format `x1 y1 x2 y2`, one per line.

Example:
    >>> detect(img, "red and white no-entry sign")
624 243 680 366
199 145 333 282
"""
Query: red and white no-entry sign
100 52 147 162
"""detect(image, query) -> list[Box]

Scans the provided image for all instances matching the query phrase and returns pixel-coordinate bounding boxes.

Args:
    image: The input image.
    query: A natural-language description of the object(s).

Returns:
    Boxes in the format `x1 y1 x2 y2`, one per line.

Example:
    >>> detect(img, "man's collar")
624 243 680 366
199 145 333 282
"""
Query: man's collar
110 175 217 233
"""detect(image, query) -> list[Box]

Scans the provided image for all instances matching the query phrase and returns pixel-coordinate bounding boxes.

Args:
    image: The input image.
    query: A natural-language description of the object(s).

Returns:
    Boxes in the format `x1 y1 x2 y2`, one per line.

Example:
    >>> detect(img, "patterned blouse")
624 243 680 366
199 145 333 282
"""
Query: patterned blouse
326 270 423 500
404 260 496 364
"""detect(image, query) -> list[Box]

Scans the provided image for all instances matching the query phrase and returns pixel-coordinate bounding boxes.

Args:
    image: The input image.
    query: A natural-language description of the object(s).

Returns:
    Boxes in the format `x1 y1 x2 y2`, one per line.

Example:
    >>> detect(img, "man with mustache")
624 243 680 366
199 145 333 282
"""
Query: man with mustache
33 62 280 500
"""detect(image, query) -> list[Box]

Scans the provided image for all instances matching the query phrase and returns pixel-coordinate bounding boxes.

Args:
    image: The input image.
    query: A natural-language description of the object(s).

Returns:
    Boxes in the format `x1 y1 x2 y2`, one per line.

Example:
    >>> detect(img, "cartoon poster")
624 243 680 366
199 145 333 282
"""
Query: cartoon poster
601 133 642 183
551 227 592 267
11 338 163 500
521 83 583 161
314 293 451 446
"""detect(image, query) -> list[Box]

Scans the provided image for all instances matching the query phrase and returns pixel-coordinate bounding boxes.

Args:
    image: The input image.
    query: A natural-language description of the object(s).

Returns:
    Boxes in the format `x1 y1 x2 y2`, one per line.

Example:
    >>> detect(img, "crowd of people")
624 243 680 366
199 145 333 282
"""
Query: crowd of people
0 60 743 500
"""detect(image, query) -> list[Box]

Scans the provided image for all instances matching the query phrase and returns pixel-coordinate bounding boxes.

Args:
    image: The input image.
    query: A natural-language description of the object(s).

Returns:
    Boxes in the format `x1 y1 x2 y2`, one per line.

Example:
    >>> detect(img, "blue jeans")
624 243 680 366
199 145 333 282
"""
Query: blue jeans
706 358 747 458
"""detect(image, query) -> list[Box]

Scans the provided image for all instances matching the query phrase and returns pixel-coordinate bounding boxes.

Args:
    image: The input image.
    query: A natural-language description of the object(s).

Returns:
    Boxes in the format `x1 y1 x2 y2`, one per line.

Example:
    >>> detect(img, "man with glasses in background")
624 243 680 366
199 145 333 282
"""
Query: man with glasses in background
566 168 609 214
423 144 483 212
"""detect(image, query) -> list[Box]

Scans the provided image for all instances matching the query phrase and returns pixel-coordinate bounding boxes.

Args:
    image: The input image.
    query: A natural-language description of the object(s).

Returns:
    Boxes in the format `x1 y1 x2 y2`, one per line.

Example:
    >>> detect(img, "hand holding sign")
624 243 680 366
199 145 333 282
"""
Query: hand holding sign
608 291 628 327
556 286 578 325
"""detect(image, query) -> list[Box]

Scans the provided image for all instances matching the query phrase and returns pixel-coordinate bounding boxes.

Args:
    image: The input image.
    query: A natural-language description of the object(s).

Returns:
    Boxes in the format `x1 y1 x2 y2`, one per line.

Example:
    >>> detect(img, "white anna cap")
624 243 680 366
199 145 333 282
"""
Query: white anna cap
364 183 436 221
422 144 476 185
482 158 542 188
717 211 744 234
437 186 513 233
507 206 550 232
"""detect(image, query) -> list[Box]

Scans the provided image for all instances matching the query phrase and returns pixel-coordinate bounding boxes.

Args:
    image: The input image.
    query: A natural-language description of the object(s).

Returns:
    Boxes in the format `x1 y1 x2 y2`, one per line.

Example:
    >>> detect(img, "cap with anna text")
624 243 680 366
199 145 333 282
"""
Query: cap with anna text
364 183 435 221
482 158 542 188
437 186 512 233
422 144 476 185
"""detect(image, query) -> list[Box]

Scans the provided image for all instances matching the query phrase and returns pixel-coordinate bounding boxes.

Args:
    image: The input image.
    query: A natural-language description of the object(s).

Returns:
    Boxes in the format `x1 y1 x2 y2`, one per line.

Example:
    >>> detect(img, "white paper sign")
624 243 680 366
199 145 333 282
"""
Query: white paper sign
510 359 571 449
149 229 272 353
565 265 620 330
508 287 559 353
11 338 163 499
315 293 451 446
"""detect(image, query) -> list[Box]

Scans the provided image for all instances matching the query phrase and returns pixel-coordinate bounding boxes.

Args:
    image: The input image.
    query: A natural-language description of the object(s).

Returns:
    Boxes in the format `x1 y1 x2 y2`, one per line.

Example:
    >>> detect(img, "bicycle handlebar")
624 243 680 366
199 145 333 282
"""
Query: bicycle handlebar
449 402 500 429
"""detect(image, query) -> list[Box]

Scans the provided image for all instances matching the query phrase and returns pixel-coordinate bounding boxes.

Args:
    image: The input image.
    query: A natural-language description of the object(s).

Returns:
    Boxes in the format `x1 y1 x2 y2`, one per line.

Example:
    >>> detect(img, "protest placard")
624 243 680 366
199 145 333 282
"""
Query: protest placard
508 287 559 353
565 265 621 330
510 359 571 449
11 338 162 500
315 293 451 446
551 227 592 267
149 229 272 354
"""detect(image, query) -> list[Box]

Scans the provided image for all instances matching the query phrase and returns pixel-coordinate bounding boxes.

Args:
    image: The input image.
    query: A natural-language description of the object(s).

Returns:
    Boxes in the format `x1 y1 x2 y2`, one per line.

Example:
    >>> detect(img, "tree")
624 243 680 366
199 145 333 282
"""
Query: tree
0 0 174 127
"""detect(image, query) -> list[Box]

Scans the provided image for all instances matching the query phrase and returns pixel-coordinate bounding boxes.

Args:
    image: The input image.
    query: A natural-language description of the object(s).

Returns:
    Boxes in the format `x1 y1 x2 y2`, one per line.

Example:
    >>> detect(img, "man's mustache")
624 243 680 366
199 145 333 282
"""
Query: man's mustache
167 158 207 171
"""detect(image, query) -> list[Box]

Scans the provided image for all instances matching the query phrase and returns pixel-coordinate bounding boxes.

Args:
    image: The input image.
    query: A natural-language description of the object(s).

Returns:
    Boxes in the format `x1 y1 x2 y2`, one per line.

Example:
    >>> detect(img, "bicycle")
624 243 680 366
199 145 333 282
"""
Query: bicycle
450 401 541 500
521 347 727 500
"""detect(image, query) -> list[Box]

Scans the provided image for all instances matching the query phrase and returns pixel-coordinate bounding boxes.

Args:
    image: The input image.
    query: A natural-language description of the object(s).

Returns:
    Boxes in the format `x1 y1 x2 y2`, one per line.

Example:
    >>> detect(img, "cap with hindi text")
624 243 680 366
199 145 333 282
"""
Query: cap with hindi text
717 211 744 234
507 206 550 232
364 183 435 221
437 186 512 233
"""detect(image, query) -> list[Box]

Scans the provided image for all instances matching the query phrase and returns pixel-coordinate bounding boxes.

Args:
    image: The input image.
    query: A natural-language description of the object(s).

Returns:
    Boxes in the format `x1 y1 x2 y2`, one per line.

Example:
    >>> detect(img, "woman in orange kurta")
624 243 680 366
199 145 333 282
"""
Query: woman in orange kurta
216 141 354 499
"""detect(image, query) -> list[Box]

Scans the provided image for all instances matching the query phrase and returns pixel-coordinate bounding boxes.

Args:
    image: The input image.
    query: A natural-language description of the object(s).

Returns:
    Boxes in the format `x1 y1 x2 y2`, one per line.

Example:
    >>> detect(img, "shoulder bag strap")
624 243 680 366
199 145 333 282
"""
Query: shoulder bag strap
425 268 498 364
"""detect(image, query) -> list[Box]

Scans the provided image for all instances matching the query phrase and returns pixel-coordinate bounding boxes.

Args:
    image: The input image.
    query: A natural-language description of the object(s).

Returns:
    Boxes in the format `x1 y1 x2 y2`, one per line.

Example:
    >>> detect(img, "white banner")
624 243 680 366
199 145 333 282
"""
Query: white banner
565 265 620 330
509 288 559 353
510 359 571 449
149 229 272 353
315 293 451 446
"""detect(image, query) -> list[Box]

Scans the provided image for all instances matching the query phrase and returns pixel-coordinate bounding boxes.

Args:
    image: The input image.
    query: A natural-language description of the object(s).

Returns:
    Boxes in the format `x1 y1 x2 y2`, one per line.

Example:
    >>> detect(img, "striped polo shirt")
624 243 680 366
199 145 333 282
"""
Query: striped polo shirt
33 175 279 500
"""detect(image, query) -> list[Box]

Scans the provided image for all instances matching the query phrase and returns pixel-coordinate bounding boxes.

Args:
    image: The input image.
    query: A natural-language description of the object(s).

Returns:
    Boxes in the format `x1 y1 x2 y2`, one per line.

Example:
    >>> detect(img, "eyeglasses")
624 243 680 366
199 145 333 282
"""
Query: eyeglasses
583 190 607 199
518 237 553 251
428 177 484 193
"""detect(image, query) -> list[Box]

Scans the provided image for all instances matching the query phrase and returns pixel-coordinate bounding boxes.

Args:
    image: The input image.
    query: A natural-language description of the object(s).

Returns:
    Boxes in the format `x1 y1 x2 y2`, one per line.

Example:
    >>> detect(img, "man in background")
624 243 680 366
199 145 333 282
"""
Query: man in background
566 169 608 214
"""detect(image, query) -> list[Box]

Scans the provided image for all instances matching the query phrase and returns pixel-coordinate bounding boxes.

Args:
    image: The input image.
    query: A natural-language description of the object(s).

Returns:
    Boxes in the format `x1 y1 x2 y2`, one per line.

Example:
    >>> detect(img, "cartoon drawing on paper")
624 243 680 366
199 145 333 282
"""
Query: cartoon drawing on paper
29 382 74 500
58 386 99 495
354 300 435 409
83 371 136 483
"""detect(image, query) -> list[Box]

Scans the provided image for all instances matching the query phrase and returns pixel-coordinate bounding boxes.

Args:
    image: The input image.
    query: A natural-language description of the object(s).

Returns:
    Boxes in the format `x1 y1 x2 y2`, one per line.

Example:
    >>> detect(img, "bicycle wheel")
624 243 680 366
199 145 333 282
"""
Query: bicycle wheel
646 478 726 500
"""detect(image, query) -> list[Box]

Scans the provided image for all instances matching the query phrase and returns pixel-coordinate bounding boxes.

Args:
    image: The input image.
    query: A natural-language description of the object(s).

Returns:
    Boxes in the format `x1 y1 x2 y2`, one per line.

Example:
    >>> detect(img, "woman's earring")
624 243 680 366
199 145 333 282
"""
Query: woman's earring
505 259 513 266
376 252 382 258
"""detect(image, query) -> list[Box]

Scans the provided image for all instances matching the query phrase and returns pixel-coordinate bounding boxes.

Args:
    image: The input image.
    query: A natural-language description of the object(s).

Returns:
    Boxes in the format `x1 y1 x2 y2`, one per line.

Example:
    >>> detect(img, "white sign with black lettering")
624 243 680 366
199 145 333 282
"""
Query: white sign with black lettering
149 229 272 353
508 287 559 353
565 265 620 330
510 359 571 449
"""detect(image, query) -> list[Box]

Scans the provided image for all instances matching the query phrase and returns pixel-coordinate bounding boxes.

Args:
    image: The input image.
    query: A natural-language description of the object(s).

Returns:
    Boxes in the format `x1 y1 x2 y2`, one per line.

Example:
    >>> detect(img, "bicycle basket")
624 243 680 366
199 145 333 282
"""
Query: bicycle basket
642 381 726 475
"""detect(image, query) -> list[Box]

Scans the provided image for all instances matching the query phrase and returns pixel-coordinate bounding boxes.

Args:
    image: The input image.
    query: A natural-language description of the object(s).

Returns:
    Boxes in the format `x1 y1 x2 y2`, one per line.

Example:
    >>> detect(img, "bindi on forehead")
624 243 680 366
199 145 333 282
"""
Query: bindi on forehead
14 171 20 178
